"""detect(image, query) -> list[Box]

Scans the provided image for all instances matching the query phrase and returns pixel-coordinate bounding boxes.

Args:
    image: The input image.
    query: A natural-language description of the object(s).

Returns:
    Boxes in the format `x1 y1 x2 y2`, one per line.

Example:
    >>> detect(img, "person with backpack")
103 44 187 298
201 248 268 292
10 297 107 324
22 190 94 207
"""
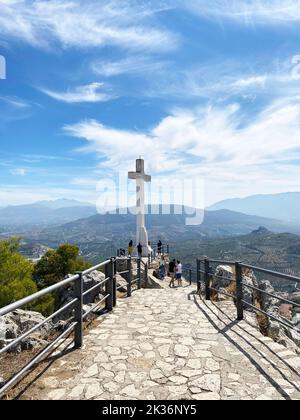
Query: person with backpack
169 259 176 288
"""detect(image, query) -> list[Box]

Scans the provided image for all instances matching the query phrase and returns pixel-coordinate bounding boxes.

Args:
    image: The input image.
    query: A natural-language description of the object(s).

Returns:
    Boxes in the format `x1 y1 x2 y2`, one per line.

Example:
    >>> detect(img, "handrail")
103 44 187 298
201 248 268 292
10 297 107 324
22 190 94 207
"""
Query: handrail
198 256 300 335
0 253 150 399
81 259 111 276
0 274 80 317
240 263 300 284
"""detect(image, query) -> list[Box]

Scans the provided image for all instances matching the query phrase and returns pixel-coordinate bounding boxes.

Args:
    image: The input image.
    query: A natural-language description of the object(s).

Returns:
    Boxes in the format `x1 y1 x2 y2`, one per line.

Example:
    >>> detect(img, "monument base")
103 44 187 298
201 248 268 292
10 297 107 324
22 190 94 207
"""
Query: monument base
137 226 152 257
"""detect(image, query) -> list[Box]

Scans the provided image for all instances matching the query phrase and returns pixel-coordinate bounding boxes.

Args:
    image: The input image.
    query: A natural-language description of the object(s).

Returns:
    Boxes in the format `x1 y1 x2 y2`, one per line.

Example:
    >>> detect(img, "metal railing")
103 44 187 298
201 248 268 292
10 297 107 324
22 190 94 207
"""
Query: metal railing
0 255 148 398
196 257 300 331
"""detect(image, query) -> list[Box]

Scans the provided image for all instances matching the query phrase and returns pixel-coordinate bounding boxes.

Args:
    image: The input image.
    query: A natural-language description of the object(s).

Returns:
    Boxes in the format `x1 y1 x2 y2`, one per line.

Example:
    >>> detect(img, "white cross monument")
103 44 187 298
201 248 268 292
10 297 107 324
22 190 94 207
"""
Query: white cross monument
128 158 152 257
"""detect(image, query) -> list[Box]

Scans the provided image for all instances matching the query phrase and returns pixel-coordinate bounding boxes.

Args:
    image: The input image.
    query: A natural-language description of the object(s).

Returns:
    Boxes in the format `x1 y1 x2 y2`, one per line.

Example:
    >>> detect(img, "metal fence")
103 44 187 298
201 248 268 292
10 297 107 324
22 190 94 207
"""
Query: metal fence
196 257 300 331
0 256 149 398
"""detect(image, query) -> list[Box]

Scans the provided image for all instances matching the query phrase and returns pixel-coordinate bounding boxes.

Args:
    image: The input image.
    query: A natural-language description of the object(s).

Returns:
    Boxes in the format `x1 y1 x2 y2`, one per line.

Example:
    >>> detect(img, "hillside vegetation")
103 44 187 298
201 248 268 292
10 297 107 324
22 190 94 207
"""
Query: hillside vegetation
0 239 90 315
170 227 300 291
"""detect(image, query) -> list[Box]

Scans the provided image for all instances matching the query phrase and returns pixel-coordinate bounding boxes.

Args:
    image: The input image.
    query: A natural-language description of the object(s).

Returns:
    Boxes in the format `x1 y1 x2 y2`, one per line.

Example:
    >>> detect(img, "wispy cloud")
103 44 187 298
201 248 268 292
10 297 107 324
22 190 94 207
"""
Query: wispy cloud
0 95 31 108
91 56 170 78
64 97 300 204
144 56 300 103
182 0 300 25
0 0 178 52
41 82 116 103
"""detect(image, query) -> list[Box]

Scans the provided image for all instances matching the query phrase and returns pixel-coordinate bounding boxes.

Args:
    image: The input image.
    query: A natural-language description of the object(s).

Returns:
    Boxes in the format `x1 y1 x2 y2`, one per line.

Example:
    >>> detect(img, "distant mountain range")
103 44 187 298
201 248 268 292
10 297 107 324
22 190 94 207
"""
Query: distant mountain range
25 206 300 263
1 192 300 228
35 199 93 209
209 192 300 222
0 199 97 227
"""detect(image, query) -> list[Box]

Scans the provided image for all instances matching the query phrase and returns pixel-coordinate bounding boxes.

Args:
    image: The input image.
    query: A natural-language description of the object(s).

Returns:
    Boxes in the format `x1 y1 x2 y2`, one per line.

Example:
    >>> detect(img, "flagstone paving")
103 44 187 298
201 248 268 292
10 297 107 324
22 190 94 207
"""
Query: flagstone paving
19 284 300 400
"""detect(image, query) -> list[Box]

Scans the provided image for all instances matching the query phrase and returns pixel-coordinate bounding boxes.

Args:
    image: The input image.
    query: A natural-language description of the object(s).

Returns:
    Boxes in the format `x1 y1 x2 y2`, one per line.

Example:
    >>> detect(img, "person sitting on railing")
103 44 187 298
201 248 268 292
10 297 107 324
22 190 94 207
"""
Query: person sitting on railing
169 259 176 288
159 255 166 281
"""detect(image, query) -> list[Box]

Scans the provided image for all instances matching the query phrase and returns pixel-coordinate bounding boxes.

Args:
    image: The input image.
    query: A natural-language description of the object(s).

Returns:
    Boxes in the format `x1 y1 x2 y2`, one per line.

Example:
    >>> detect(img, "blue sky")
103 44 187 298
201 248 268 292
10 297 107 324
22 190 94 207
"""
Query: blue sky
0 0 300 207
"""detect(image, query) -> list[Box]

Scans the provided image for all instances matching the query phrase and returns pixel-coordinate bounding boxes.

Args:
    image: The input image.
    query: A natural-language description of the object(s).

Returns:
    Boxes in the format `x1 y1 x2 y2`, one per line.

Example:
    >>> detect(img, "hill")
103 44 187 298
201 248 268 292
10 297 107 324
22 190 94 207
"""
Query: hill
0 200 97 227
209 192 300 222
24 207 300 263
170 227 300 292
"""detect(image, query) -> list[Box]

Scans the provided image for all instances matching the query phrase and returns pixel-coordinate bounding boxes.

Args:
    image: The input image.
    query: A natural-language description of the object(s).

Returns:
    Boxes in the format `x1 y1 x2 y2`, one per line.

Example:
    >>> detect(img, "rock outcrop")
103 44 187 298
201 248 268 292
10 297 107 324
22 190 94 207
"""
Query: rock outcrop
1 270 111 353
210 267 300 353
242 269 259 308
257 280 300 354
56 270 107 322
211 265 234 301
0 309 52 353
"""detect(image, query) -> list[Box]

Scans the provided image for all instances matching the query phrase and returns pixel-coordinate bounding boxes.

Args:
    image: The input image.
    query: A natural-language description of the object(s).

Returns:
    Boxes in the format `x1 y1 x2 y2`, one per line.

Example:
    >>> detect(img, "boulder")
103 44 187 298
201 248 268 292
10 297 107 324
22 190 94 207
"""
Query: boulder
259 280 279 313
115 273 128 293
212 265 235 301
212 265 233 290
242 271 259 309
257 280 300 354
0 309 52 353
57 270 106 321
82 271 106 304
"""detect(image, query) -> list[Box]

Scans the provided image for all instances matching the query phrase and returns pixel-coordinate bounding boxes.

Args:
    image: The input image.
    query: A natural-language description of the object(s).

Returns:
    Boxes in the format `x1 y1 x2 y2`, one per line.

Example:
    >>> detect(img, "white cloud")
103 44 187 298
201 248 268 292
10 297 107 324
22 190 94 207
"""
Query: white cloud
41 82 115 103
91 56 170 77
0 96 31 108
232 76 267 88
10 168 27 176
64 98 300 205
182 0 300 25
145 55 300 102
0 0 178 52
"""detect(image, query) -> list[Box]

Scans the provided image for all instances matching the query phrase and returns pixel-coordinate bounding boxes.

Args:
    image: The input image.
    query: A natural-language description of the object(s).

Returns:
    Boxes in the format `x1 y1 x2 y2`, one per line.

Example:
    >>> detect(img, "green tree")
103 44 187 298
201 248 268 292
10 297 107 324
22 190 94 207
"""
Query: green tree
0 238 54 315
0 238 35 307
33 244 90 289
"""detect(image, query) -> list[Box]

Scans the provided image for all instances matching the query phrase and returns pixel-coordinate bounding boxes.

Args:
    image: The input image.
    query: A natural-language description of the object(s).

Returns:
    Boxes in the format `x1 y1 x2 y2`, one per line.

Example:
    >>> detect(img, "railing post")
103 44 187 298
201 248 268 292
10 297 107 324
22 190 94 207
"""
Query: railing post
204 258 211 301
154 249 156 260
189 269 192 286
113 258 117 307
74 272 83 349
235 262 244 320
148 253 151 266
145 263 148 287
137 258 142 290
196 259 201 293
105 259 114 312
167 244 169 255
127 258 132 298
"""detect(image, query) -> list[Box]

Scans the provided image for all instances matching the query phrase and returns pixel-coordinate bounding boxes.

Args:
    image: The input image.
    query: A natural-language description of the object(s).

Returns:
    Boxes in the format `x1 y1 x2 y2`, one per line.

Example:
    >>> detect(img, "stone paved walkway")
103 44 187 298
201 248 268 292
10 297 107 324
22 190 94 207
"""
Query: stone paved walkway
19 284 300 400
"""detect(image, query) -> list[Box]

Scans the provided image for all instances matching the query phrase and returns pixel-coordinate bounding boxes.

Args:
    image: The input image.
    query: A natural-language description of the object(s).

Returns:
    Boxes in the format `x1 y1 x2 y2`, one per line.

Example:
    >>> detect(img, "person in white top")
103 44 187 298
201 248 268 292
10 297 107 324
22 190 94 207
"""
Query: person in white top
176 260 183 287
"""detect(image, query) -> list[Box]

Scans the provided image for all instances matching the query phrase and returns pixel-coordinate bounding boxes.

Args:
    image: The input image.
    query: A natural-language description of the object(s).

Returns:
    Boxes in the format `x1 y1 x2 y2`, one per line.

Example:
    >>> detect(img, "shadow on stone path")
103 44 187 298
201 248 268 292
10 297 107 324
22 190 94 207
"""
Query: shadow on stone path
13 285 300 400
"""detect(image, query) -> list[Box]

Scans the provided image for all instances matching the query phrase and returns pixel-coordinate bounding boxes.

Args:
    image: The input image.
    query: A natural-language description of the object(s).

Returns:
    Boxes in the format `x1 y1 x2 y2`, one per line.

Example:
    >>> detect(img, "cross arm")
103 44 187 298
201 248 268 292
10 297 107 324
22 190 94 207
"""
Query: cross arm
128 172 151 183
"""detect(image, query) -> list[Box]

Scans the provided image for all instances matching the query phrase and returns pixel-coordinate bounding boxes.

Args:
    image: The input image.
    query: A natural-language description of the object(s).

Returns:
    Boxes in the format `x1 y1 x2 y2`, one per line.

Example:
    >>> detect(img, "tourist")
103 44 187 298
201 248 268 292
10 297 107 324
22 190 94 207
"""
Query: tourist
157 240 162 255
176 260 183 287
169 259 176 288
137 243 142 258
128 240 133 256
159 255 166 281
